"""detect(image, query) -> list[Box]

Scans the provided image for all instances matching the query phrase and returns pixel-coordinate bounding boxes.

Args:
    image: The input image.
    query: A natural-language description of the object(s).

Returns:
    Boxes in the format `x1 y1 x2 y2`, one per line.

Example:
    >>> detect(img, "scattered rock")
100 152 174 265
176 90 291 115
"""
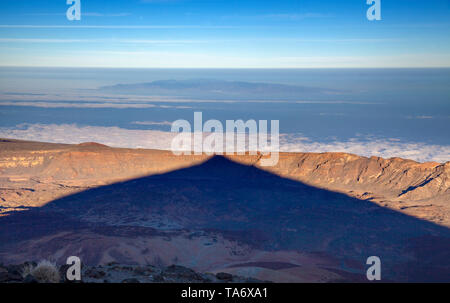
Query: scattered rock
6 264 23 277
0 271 22 283
23 274 38 283
133 266 154 276
121 278 140 283
85 268 106 279
163 265 205 282
0 262 267 283
23 261 37 268
216 272 233 281
152 274 165 282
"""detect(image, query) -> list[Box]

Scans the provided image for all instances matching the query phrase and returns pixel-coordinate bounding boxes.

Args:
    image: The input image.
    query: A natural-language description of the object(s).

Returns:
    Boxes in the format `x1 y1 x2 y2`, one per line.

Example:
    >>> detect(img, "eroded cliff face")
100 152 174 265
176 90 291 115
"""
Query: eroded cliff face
266 153 449 200
0 138 448 226
259 153 449 225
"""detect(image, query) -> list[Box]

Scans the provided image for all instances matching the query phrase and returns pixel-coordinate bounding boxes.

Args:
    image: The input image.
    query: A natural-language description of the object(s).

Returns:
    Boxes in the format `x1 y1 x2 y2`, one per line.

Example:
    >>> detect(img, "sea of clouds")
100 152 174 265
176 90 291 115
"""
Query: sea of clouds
0 123 448 163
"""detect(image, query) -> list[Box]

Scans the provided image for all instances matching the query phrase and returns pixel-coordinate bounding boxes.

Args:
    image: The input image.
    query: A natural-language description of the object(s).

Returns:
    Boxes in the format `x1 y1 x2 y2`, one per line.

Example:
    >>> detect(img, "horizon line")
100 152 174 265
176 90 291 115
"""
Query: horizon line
1 65 450 69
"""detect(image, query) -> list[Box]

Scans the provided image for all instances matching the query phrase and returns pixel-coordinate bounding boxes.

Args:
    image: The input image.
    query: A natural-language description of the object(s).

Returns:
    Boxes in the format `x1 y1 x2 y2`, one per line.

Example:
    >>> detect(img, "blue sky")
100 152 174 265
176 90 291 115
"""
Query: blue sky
0 0 449 68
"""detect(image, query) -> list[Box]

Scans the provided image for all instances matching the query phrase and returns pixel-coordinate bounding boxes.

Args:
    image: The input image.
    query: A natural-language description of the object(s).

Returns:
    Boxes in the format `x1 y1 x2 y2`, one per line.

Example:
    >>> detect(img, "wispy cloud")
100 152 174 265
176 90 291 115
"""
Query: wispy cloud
0 38 395 45
262 13 332 20
140 0 183 3
406 115 434 119
84 12 132 17
0 38 210 45
0 101 191 109
0 25 238 29
131 121 173 126
22 12 132 17
221 12 332 21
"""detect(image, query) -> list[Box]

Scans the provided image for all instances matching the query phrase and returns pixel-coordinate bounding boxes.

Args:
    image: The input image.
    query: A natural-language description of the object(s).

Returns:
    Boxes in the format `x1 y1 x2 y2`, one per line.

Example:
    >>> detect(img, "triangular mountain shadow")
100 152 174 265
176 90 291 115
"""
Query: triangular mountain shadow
0 156 449 282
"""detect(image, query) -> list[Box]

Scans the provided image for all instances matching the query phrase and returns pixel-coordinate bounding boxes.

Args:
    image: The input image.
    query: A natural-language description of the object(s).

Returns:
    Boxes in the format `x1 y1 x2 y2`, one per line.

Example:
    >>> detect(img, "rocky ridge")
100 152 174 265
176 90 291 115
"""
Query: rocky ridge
1 138 448 226
0 262 265 283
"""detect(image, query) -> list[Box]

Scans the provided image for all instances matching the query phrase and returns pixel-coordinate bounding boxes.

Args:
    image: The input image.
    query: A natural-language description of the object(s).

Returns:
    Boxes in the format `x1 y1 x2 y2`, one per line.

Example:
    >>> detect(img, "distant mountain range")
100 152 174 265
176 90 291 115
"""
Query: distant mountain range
0 139 449 282
98 79 343 100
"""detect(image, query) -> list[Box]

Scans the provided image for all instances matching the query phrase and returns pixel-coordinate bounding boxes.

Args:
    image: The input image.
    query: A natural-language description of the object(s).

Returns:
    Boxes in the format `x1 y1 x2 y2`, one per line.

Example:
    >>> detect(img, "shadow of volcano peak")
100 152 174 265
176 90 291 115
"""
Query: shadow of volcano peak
0 155 449 281
153 155 285 182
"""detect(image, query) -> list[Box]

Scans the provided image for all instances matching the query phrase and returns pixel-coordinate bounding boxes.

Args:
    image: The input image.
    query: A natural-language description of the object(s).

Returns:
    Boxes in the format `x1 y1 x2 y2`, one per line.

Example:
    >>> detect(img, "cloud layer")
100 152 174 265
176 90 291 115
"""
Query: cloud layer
0 101 191 109
0 124 448 163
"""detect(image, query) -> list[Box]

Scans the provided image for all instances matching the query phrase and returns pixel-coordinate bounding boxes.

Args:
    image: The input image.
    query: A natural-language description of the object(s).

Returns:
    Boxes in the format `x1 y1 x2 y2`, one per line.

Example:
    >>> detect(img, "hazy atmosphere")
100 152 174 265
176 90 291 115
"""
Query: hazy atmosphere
0 0 449 68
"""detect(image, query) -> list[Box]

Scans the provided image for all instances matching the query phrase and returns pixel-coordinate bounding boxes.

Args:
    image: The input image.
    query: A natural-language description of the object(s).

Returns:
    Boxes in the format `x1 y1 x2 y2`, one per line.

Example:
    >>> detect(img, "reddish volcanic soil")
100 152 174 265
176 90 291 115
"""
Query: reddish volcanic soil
1 138 448 226
0 138 449 282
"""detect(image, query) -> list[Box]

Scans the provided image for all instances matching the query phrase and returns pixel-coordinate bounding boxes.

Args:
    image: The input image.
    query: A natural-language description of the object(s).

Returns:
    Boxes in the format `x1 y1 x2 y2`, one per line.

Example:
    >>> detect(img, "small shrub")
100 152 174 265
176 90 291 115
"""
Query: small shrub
21 260 60 283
